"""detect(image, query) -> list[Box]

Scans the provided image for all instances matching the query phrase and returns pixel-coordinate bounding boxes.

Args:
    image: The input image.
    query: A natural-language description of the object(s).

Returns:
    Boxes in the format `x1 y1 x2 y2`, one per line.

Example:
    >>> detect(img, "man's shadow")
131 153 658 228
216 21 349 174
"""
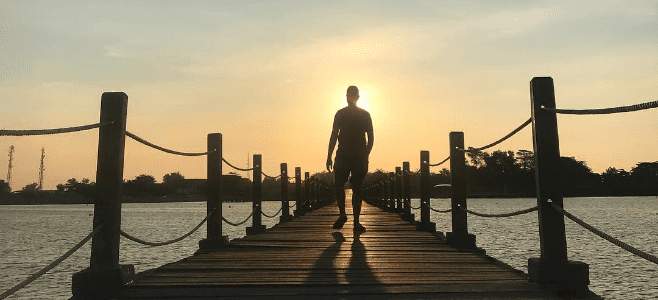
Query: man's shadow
306 232 345 286
305 231 385 293
346 231 385 293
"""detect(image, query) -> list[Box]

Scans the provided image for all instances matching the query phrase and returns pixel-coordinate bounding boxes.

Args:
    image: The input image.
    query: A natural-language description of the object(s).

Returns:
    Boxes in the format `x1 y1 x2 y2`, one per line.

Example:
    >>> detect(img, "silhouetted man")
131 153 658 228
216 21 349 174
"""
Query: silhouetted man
326 86 374 232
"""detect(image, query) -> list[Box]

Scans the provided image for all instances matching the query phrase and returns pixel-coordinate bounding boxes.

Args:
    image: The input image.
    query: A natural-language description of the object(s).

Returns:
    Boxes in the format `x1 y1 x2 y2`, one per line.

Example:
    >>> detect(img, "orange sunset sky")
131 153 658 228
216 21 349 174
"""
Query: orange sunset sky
1 1 657 190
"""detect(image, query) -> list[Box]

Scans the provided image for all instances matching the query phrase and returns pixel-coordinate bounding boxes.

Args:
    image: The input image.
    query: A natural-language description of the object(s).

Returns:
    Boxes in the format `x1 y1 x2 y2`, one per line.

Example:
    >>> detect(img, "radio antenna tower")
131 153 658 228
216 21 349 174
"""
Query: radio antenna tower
38 147 45 190
7 145 14 192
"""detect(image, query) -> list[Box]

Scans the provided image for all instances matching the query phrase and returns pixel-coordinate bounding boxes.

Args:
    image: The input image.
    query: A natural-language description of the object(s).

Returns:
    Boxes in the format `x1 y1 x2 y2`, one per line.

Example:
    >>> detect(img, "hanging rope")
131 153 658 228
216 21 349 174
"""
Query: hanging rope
544 99 658 115
126 131 216 156
0 121 113 136
222 158 254 172
457 118 532 152
0 225 102 300
423 202 452 213
456 204 538 218
289 202 296 208
262 172 281 180
550 202 658 265
429 156 450 167
222 211 254 227
120 209 214 247
261 207 283 218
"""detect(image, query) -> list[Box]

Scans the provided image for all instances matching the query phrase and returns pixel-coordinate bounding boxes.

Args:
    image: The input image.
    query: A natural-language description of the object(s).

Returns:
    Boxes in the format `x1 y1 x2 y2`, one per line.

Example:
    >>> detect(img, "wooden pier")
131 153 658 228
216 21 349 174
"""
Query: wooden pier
116 197 583 299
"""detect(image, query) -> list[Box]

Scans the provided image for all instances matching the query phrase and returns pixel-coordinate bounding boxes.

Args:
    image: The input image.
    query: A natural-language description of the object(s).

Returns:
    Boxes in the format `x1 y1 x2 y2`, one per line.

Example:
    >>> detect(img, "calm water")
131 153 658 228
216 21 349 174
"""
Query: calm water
1 197 656 299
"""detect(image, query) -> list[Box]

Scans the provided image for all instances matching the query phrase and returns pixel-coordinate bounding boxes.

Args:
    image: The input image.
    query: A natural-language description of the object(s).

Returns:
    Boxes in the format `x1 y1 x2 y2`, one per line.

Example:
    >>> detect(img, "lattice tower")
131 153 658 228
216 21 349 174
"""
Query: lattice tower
7 145 14 192
38 147 45 190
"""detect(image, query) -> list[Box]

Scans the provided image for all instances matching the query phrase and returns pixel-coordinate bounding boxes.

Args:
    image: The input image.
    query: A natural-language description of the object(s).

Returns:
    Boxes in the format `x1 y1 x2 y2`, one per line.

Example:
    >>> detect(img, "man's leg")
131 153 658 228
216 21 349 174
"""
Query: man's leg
333 159 349 229
350 161 368 232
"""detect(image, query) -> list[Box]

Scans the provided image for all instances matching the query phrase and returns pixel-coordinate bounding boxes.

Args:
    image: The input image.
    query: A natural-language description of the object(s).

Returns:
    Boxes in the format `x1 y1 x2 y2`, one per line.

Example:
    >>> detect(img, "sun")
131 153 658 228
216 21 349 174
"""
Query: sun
342 89 372 111
357 90 371 111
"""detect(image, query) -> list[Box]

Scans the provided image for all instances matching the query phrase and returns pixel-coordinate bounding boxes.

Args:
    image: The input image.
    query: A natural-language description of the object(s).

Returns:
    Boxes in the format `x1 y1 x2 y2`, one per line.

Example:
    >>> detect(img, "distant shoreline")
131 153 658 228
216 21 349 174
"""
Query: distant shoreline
0 193 294 205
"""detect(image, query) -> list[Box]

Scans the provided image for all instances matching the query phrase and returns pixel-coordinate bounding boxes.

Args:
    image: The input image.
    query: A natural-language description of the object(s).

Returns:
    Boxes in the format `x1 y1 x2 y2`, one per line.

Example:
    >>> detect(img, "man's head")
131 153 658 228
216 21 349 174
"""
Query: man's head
346 86 359 106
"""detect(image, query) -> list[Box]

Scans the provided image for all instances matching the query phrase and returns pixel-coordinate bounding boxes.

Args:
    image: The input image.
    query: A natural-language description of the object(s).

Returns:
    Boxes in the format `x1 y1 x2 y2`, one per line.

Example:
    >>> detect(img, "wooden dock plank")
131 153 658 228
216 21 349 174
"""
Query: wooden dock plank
117 199 586 299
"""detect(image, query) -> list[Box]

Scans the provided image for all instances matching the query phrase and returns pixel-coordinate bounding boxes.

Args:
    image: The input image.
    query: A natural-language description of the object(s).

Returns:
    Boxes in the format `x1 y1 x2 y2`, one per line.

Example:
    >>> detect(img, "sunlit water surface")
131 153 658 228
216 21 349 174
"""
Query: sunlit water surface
1 197 656 299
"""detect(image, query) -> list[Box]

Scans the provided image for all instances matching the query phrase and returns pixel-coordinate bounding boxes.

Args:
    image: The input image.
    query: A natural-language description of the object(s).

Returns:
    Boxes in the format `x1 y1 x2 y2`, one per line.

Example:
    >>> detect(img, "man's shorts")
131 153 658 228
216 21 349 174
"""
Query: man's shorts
334 155 368 189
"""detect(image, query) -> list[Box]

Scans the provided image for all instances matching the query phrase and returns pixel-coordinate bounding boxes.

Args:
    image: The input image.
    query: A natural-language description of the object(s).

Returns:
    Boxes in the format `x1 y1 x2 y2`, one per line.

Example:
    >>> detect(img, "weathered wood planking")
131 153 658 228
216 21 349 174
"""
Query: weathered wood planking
117 199 583 299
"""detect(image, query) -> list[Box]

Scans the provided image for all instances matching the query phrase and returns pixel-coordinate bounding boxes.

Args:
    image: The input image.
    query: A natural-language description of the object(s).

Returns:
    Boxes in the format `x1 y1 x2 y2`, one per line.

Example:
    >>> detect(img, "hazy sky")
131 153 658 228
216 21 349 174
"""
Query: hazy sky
1 0 657 190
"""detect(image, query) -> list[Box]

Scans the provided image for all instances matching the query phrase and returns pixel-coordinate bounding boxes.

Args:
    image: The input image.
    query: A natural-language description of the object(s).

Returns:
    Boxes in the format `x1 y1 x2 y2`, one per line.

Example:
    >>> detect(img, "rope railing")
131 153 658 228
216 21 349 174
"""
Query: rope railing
0 225 103 300
261 207 283 218
120 209 215 247
262 171 281 180
544 99 658 115
549 202 658 265
0 121 113 136
222 211 254 227
423 202 452 213
456 204 538 218
125 131 216 156
429 156 450 167
457 117 532 153
222 157 254 172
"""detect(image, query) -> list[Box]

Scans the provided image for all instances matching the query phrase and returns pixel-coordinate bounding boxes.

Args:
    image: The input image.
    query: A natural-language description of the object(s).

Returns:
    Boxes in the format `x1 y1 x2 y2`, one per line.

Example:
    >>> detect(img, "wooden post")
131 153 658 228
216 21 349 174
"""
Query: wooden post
417 151 436 231
403 161 413 221
198 133 228 253
380 181 386 208
446 132 476 248
309 177 318 210
246 154 265 235
527 77 589 294
396 166 403 214
386 175 393 211
72 92 134 298
293 167 303 217
280 163 293 222
304 172 310 210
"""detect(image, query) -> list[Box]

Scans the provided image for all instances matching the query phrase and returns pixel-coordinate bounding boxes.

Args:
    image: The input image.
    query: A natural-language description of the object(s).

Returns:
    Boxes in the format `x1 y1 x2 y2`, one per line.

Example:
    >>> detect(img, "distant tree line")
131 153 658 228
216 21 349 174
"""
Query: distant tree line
462 149 658 197
3 149 656 200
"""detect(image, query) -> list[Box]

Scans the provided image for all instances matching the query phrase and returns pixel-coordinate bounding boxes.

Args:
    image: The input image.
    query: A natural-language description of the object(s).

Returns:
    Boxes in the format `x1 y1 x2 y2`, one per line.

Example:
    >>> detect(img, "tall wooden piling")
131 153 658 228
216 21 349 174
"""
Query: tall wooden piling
198 133 228 252
280 163 293 222
72 92 133 298
247 154 265 235
395 166 403 213
417 150 436 231
446 132 476 248
293 167 303 217
528 77 589 294
403 162 413 221
388 172 395 211
304 172 310 210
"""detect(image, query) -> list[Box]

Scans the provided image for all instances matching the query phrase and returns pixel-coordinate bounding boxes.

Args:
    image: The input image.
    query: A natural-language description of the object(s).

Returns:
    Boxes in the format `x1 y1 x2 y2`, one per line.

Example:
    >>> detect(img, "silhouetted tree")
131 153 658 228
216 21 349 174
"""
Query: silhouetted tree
20 183 39 194
559 157 601 197
630 162 658 195
162 172 185 194
601 167 631 196
65 178 79 192
0 180 10 194
124 174 156 196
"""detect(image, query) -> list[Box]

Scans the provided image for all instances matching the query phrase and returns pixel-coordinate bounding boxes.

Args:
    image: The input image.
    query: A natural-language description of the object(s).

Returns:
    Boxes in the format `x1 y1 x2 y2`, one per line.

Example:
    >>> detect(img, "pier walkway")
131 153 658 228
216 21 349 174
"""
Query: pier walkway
7 78 658 299
117 198 572 299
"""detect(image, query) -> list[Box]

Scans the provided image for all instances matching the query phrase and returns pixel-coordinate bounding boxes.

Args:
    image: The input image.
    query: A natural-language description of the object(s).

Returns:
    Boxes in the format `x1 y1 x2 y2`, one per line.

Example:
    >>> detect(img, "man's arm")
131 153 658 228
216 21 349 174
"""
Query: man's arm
366 130 374 157
327 129 338 171
366 113 374 158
